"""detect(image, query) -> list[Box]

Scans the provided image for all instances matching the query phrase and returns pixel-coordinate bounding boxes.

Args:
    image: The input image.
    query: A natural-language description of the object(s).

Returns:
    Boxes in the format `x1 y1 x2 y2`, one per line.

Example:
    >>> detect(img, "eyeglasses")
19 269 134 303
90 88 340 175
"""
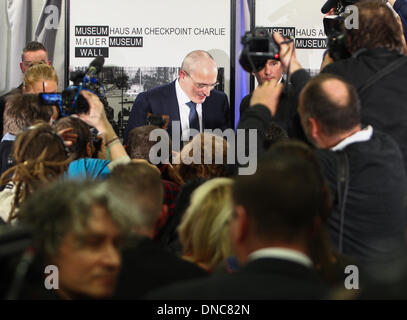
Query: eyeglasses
182 70 218 90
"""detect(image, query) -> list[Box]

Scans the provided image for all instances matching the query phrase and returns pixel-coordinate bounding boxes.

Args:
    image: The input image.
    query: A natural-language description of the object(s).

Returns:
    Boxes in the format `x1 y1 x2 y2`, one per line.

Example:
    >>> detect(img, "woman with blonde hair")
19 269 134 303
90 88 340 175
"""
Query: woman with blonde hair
178 177 234 272
22 61 58 94
22 61 59 123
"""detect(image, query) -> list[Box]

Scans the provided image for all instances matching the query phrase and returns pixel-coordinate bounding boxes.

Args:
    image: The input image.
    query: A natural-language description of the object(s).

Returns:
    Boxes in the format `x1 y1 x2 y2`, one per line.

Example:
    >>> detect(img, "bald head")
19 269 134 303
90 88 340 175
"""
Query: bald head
299 74 361 136
179 50 219 104
181 50 217 74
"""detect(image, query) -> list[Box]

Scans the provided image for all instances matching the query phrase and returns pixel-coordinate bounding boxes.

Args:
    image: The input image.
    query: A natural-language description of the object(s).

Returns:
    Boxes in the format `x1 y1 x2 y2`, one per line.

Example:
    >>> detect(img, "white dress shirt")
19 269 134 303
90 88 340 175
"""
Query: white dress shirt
175 79 203 141
248 247 313 268
330 125 373 151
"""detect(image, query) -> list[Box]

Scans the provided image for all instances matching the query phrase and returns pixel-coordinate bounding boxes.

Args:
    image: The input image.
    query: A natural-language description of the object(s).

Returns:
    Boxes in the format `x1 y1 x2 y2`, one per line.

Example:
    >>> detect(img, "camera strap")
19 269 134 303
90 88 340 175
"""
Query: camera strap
358 56 407 96
335 150 349 254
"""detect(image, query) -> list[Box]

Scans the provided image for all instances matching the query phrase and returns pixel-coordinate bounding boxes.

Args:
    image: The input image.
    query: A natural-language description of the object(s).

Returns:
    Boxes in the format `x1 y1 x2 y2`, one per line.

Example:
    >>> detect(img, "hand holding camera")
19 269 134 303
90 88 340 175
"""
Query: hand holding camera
250 78 284 116
272 32 302 75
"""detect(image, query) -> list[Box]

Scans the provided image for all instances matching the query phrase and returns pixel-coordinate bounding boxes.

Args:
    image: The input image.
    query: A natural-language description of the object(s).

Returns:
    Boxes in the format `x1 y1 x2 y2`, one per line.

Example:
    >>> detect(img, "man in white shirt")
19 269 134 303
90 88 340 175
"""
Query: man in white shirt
124 50 230 150
297 73 407 263
250 70 407 263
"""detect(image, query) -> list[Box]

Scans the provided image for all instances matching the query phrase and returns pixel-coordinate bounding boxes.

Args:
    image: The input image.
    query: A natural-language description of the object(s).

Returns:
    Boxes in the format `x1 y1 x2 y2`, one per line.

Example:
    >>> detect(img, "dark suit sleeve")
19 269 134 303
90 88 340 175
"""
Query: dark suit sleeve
285 69 311 142
237 104 273 160
236 69 311 159
123 92 150 145
239 95 251 118
220 93 231 130
290 69 312 97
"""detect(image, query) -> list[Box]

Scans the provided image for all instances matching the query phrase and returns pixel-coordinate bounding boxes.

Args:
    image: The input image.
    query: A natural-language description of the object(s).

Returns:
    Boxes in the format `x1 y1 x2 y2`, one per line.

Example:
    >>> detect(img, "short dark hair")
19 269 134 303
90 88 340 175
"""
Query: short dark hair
263 122 288 150
263 139 332 223
127 125 171 161
348 0 404 54
3 93 53 135
233 151 326 241
55 116 93 159
108 162 164 230
22 41 47 60
301 73 360 136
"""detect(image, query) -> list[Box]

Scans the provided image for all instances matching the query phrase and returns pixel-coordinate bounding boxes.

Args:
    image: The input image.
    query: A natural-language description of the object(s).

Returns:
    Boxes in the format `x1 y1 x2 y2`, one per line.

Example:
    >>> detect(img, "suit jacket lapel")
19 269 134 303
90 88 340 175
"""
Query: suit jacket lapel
202 99 209 130
163 81 181 137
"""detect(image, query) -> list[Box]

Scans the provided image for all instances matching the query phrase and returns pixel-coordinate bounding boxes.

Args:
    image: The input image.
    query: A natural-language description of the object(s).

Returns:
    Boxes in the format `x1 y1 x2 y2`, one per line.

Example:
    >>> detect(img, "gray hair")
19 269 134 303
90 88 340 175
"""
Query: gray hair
18 180 141 258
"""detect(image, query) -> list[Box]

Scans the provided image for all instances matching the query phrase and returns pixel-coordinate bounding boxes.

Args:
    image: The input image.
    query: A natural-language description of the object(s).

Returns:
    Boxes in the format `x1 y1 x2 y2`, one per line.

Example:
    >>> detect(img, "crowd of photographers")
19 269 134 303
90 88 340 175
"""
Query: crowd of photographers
1 0 407 300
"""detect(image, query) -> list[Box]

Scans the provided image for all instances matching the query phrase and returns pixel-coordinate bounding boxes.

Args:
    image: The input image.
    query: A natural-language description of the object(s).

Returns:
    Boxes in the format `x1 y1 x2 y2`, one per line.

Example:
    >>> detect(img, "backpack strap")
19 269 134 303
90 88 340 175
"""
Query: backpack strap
358 56 407 96
336 150 350 253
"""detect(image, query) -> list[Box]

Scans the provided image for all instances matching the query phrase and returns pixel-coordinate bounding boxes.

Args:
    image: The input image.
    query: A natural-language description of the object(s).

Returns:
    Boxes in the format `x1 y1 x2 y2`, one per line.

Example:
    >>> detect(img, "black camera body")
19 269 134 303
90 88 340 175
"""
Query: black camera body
38 56 105 117
323 0 360 61
239 27 280 73
38 87 94 117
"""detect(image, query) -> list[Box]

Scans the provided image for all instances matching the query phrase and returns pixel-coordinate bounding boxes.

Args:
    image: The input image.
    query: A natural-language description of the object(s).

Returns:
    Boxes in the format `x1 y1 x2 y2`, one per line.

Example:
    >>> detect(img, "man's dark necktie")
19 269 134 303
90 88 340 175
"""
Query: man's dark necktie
186 101 200 132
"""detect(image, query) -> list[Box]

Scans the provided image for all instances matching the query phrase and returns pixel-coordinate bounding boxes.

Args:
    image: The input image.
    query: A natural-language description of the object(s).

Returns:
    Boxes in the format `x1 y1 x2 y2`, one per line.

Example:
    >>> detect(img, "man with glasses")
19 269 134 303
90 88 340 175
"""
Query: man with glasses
0 41 51 138
123 50 230 150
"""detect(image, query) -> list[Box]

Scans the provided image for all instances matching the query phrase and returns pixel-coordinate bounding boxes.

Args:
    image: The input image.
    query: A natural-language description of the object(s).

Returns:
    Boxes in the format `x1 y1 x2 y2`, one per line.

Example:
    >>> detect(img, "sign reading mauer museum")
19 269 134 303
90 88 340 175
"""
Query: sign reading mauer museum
74 25 143 57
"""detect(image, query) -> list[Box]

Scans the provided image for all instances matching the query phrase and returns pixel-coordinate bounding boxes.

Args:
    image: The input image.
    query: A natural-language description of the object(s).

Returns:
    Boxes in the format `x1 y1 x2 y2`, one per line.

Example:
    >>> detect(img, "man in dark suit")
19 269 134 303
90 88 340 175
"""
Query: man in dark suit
108 162 208 299
123 50 230 150
148 153 329 300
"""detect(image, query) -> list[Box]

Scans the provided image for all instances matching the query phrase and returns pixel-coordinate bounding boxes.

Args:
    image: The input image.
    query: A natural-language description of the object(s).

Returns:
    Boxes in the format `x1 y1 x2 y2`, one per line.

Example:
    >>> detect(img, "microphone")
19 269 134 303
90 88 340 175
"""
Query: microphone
321 0 338 13
86 56 105 77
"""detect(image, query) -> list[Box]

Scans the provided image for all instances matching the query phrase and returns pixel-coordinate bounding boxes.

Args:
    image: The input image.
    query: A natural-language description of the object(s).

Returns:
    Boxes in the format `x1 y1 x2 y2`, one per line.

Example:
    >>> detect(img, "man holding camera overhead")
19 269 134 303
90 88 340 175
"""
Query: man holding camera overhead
237 28 310 153
321 0 407 172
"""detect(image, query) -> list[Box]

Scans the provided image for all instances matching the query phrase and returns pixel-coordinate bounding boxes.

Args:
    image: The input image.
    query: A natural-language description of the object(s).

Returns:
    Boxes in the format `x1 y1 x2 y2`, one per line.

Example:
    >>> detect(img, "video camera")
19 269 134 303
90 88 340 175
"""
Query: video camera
38 56 106 117
322 0 361 61
239 27 281 73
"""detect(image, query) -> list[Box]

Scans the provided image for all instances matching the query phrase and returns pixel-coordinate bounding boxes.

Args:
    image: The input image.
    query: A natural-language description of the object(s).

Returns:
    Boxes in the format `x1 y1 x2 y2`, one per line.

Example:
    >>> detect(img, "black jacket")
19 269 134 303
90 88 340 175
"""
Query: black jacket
322 48 407 172
239 70 310 142
0 85 23 138
238 103 407 263
147 257 328 300
114 237 208 299
317 130 407 262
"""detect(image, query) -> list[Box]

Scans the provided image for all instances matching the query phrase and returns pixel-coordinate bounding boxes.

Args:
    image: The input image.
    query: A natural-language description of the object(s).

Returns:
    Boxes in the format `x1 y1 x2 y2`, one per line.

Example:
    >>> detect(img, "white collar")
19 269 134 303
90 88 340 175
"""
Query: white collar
1 132 16 142
331 125 373 151
248 247 313 268
175 79 192 105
